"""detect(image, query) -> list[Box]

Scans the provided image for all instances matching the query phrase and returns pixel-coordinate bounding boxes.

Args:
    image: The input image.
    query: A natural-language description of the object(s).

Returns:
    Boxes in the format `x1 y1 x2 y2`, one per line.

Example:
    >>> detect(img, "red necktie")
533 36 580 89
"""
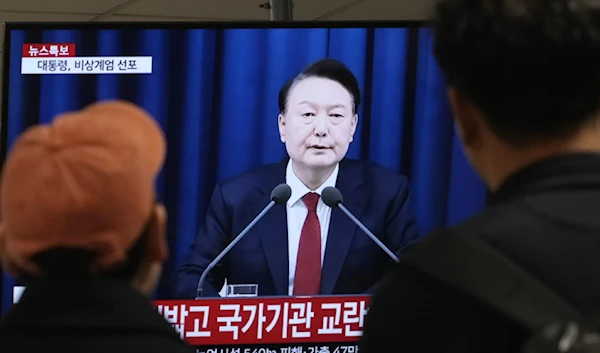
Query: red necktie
293 192 322 295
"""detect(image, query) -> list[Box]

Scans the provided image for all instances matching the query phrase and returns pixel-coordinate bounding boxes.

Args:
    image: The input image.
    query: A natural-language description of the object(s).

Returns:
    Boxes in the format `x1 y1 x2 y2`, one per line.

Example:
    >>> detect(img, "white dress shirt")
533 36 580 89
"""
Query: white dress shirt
285 159 339 295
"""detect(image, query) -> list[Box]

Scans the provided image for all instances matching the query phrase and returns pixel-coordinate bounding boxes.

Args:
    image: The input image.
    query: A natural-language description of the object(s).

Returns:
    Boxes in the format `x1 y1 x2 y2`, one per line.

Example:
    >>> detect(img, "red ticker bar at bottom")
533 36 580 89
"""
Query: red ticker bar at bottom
153 295 370 346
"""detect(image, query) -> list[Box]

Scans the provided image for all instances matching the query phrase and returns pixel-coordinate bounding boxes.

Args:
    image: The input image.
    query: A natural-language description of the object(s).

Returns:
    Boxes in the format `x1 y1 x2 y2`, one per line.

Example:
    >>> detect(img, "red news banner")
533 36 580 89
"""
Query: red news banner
153 295 370 347
23 43 76 57
21 43 153 74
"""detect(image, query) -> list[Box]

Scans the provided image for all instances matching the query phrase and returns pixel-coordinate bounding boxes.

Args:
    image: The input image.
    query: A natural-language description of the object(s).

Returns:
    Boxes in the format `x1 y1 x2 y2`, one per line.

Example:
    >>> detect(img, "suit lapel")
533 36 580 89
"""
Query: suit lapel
255 162 289 296
257 203 288 295
252 159 366 296
321 160 367 294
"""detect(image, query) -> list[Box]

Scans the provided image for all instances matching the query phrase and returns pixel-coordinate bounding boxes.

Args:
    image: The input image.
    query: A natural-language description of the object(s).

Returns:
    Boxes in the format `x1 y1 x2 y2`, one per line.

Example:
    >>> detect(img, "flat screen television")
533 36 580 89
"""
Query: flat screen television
0 21 487 313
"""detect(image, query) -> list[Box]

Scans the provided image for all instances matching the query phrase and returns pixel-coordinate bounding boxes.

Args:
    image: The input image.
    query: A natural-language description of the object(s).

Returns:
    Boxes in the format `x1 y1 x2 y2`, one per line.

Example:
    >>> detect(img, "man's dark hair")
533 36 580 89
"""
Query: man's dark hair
433 0 600 146
278 58 361 114
29 225 149 281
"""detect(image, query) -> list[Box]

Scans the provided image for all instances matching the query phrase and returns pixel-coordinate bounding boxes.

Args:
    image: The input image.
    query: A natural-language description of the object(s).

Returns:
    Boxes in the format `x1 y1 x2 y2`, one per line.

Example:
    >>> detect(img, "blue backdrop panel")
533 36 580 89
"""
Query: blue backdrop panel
1 26 487 311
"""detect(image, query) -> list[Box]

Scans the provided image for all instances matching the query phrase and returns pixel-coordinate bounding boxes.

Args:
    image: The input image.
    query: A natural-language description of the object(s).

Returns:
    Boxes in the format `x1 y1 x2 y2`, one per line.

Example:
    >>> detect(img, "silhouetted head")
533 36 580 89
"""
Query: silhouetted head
0 100 169 296
433 0 600 188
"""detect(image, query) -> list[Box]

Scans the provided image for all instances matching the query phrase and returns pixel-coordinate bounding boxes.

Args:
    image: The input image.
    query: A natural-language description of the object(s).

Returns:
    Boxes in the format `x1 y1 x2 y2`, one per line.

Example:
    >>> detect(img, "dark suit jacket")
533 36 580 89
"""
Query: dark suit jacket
360 153 600 353
174 158 421 298
0 276 194 353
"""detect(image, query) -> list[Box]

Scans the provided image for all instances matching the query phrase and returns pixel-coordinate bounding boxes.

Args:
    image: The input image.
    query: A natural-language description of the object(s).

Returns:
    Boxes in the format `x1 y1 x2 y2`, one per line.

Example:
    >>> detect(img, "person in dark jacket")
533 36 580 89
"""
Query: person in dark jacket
0 101 194 353
360 0 600 352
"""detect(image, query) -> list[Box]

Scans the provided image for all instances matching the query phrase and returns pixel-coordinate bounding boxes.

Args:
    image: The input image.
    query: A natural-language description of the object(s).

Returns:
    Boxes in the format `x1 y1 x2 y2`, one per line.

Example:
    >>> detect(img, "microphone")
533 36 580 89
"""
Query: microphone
195 183 292 299
322 187 400 263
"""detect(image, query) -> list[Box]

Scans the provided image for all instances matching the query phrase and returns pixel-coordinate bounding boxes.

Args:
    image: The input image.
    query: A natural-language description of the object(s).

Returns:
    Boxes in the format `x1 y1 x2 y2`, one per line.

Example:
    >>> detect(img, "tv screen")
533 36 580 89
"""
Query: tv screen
0 22 487 313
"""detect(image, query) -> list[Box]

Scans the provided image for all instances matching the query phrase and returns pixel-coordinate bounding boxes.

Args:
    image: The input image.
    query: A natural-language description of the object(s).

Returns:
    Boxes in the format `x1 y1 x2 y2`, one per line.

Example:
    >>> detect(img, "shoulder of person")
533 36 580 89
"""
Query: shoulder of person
221 163 283 186
341 158 409 186
212 162 285 202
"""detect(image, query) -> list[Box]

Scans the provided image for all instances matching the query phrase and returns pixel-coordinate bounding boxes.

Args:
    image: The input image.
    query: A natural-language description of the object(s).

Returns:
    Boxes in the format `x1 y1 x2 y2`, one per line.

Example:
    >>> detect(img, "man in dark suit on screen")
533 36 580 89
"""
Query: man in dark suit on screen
174 59 422 298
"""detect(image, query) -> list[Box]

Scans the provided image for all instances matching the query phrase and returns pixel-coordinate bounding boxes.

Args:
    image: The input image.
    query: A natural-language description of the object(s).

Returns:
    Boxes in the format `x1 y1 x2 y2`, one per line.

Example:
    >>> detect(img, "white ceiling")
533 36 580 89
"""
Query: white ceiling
0 0 433 110
0 0 433 42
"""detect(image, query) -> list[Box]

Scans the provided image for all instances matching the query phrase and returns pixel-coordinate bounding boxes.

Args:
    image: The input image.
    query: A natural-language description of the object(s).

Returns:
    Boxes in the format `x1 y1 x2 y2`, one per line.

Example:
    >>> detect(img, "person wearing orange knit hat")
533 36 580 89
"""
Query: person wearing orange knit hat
0 101 194 353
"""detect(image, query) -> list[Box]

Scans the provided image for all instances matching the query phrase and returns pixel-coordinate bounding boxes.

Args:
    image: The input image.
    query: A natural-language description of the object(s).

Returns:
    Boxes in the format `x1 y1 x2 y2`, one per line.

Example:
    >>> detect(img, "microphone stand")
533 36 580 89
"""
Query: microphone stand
337 204 400 263
195 201 276 299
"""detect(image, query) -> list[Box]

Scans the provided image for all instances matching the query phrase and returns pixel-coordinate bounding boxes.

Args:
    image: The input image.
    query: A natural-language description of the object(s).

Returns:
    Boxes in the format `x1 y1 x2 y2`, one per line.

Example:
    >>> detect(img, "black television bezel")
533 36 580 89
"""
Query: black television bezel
0 20 428 315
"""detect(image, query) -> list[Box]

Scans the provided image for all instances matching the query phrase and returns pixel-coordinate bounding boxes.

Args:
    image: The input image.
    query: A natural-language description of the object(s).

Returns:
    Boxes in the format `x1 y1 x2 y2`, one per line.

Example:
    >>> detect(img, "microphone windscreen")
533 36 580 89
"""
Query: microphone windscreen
322 187 343 207
271 183 292 204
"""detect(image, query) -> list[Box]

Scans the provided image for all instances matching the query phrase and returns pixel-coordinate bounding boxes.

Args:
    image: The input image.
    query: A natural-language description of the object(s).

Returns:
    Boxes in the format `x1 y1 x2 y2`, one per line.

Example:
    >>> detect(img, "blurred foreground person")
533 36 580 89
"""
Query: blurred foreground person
361 0 600 352
0 101 194 353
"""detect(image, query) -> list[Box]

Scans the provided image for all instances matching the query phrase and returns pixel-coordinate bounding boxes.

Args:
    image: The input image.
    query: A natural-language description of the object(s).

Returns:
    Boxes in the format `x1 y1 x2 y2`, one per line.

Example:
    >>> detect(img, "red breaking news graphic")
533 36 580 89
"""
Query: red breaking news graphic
154 296 371 346
22 43 76 58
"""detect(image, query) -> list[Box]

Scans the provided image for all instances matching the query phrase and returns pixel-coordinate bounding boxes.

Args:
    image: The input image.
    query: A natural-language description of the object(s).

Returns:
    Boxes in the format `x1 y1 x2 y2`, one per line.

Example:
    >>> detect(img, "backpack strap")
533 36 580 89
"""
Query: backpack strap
402 229 582 331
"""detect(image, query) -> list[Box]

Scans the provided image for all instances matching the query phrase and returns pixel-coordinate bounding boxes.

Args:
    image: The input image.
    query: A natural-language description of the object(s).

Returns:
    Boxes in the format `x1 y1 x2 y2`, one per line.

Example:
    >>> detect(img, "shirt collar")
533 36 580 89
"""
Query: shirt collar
285 159 339 207
490 152 600 204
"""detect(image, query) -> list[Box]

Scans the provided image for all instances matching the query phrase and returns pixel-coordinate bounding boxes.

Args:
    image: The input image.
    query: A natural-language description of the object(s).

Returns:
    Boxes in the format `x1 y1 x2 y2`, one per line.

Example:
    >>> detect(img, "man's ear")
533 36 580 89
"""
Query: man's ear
350 114 358 142
447 87 481 149
146 203 168 264
131 204 168 295
278 114 286 143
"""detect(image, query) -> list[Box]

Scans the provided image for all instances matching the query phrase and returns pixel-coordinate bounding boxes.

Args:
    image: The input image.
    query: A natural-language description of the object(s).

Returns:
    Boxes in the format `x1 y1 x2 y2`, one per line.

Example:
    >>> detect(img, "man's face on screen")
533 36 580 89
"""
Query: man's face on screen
278 77 357 170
